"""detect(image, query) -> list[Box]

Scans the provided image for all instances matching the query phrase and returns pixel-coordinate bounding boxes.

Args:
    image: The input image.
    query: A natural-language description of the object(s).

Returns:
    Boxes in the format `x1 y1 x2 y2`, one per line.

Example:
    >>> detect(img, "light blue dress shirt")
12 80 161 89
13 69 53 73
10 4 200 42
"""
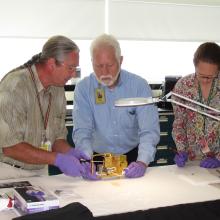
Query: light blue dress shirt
72 70 160 164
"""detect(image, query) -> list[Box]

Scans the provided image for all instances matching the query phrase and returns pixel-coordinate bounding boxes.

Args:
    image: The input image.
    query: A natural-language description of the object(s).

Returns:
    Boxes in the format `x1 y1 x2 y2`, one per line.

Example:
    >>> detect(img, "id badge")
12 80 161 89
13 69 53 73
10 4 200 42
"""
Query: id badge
200 139 211 154
40 140 51 151
95 88 106 104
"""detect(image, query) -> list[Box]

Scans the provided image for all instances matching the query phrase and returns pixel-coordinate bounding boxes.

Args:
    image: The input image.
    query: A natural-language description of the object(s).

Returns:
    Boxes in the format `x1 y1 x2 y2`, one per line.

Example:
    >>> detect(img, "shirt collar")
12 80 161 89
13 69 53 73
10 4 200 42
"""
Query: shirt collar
31 64 45 93
217 73 220 90
117 70 123 87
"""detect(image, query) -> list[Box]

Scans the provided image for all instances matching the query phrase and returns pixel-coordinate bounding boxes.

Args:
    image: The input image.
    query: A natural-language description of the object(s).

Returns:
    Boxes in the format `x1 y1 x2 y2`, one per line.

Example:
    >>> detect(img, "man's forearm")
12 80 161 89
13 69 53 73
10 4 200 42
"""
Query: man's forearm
3 142 57 165
52 139 71 153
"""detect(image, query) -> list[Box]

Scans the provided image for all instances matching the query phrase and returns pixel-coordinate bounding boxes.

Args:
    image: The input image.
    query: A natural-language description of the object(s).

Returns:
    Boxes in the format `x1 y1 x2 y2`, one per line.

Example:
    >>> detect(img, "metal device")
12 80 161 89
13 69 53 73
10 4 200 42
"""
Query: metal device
91 153 128 178
115 91 220 121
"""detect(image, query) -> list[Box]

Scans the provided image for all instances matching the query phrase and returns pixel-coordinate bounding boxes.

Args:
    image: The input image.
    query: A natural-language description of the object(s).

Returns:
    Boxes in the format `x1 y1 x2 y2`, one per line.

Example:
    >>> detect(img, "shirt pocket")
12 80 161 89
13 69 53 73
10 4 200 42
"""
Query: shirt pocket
53 115 65 132
119 107 138 129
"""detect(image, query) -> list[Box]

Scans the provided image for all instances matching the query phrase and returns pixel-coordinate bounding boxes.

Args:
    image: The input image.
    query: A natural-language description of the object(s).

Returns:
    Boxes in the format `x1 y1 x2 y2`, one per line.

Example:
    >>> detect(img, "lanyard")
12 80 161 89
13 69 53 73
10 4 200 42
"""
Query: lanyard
198 77 220 151
198 80 215 107
198 79 215 134
197 78 219 156
28 66 52 132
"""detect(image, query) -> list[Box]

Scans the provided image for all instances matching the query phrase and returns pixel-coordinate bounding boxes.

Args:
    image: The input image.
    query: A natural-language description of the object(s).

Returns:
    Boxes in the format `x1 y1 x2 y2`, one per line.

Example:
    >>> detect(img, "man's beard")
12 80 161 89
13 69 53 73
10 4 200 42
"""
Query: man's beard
97 70 120 87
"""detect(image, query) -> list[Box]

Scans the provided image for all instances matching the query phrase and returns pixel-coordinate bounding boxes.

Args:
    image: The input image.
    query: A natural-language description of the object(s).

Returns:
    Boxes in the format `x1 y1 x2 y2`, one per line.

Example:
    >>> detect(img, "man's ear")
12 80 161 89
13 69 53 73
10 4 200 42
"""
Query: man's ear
47 58 56 72
120 56 123 65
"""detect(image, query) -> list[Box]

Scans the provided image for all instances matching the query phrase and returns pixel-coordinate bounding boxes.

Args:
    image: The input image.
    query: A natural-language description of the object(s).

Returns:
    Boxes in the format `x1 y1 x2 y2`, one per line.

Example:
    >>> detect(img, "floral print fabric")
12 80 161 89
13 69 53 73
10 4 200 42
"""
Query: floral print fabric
172 73 220 160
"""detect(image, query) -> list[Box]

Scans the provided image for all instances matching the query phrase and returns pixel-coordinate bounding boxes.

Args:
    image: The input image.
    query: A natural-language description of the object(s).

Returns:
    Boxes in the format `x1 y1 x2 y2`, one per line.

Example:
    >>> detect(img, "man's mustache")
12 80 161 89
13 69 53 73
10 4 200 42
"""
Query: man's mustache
100 75 113 81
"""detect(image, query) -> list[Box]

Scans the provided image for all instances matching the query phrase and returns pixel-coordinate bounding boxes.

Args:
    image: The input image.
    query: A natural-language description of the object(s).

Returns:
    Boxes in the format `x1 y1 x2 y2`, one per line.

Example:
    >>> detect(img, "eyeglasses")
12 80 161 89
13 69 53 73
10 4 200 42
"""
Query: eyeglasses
58 61 80 72
66 64 80 72
66 65 81 78
196 72 219 80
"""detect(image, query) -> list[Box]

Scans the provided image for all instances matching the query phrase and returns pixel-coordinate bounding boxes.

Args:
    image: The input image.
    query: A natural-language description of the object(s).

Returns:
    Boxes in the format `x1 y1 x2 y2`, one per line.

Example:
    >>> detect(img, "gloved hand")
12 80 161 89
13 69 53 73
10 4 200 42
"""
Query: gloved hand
81 162 100 181
174 151 188 167
66 148 90 161
54 153 85 177
200 157 220 168
124 161 147 178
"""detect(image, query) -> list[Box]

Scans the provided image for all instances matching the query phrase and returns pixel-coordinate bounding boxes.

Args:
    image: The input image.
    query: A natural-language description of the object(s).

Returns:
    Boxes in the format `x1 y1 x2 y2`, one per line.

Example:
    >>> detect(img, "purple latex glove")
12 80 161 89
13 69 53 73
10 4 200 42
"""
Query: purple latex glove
200 157 220 168
54 153 85 177
124 161 147 178
26 190 45 197
81 162 100 181
174 151 188 167
66 148 90 161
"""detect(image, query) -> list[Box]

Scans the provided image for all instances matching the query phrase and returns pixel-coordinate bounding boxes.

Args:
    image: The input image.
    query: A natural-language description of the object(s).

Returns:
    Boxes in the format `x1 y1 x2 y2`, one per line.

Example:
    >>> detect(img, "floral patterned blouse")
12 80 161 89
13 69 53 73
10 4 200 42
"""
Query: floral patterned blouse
172 73 220 160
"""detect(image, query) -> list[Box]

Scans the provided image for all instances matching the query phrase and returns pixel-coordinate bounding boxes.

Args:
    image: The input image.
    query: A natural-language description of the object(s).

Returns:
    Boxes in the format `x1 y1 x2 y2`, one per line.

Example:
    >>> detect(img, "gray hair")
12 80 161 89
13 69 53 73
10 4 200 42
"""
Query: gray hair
22 35 79 68
5 35 79 76
90 34 121 62
40 35 79 64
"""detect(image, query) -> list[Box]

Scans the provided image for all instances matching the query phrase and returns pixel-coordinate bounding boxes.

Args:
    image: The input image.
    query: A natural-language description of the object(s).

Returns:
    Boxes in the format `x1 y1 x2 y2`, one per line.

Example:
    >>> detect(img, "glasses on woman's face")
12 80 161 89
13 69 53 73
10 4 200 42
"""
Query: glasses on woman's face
196 72 219 80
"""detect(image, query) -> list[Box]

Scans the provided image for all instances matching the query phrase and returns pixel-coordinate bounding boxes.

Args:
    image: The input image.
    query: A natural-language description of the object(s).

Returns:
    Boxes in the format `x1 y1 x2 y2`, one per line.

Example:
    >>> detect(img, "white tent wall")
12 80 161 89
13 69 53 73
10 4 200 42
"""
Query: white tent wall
0 0 104 38
109 0 220 41
0 0 220 82
0 0 103 79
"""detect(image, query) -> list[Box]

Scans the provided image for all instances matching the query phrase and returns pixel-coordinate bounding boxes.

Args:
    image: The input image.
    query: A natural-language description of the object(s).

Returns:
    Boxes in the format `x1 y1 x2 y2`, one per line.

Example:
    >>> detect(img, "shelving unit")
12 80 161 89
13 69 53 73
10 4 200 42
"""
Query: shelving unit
150 109 176 167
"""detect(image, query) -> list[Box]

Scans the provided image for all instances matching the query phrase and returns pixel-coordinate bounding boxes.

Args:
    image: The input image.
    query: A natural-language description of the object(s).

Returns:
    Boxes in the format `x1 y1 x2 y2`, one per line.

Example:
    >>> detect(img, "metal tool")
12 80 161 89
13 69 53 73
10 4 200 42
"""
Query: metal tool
115 91 220 121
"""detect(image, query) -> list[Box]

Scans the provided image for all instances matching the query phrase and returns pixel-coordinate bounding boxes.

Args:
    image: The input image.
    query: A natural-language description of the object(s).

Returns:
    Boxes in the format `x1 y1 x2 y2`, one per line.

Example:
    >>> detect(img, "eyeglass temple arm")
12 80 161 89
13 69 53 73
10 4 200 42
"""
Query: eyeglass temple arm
160 91 220 121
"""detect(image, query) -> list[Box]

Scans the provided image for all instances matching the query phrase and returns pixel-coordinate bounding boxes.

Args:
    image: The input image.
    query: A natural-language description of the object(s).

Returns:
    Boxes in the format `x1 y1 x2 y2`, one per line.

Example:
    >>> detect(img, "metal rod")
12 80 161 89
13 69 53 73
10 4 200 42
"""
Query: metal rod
168 99 220 121
171 91 220 113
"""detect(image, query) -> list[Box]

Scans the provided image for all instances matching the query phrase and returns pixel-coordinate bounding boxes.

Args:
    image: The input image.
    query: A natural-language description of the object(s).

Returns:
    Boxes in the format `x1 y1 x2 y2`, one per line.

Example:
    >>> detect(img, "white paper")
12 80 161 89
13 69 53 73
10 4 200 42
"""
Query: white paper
177 165 220 186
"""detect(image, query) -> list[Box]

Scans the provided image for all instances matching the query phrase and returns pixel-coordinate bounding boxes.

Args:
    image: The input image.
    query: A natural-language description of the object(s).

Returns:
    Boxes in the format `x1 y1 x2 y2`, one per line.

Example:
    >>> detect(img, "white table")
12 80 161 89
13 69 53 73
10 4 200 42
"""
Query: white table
1 161 220 219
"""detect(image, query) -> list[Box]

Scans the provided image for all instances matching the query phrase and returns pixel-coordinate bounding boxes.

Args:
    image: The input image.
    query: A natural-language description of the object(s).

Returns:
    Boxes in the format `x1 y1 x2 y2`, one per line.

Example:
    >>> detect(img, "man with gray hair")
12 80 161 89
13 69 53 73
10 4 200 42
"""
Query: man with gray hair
72 34 160 179
0 35 89 178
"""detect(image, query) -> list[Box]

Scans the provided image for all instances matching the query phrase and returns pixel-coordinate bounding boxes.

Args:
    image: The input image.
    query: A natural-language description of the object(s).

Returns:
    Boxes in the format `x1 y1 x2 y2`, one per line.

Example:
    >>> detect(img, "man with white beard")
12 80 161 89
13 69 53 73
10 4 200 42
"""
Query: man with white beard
72 34 160 180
